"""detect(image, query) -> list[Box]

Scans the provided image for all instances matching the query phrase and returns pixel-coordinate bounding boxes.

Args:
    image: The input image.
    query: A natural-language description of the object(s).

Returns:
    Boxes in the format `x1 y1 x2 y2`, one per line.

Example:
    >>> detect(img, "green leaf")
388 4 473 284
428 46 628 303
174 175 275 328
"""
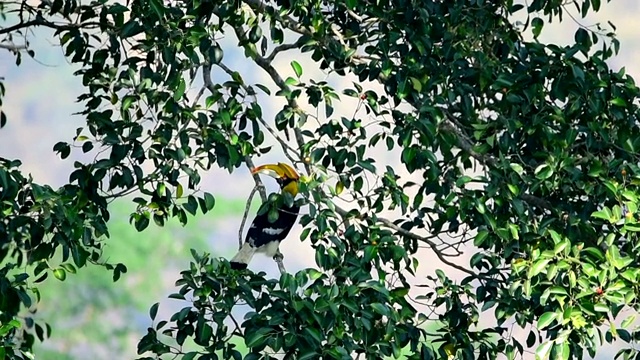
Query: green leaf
534 164 553 180
203 193 215 212
53 142 71 159
173 78 186 101
184 195 198 215
510 163 524 176
531 17 544 38
621 314 636 328
53 268 66 281
371 303 389 316
268 203 280 223
409 77 422 92
455 175 472 187
474 230 489 247
291 60 303 77
610 97 627 107
150 302 159 321
135 214 150 231
591 208 613 222
298 351 320 360
148 0 165 18
537 311 557 330
303 327 323 345
210 44 224 64
594 303 609 312
553 341 570 360
535 341 553 360
245 328 271 348
182 352 198 360
528 259 550 278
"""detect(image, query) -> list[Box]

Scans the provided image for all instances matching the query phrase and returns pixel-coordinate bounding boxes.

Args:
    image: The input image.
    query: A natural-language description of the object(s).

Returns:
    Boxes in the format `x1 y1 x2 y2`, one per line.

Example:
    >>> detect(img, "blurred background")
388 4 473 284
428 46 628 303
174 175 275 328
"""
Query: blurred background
1 1 639 358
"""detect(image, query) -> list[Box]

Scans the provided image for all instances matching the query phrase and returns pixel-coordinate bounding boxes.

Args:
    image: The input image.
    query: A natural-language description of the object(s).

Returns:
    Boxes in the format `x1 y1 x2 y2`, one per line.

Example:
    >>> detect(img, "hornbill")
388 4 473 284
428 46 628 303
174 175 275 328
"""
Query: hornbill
230 163 300 270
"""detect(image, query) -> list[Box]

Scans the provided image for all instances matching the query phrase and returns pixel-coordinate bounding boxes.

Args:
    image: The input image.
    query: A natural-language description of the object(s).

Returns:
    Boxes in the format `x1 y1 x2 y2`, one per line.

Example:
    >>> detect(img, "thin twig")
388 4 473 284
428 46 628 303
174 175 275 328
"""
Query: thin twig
255 117 299 164
238 185 260 250
191 85 206 108
244 156 268 201
228 313 245 338
0 18 102 35
376 217 482 278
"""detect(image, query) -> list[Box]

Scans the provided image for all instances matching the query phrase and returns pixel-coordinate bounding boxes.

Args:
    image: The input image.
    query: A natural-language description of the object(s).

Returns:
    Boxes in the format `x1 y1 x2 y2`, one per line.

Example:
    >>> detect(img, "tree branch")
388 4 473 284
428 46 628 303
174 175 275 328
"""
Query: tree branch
0 18 102 35
332 206 487 279
239 184 261 250
0 42 27 52
265 38 306 63
439 113 554 211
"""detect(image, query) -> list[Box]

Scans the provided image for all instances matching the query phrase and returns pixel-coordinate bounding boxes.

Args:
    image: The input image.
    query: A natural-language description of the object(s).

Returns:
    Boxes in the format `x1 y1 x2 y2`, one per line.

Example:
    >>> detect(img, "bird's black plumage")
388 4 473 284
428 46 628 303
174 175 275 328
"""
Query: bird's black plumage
247 203 300 248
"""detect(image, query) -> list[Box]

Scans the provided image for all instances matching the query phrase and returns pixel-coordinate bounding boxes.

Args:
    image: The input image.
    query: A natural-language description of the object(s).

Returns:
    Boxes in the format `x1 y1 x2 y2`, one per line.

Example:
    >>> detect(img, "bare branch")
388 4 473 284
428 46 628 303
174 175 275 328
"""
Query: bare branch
0 42 27 52
265 38 306 63
190 85 206 108
239 184 261 250
0 18 102 35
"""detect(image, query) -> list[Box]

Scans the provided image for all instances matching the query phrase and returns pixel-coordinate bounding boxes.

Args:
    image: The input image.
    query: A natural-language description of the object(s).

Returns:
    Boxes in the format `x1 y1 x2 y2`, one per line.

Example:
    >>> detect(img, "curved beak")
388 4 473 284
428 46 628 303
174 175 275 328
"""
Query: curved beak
251 163 299 180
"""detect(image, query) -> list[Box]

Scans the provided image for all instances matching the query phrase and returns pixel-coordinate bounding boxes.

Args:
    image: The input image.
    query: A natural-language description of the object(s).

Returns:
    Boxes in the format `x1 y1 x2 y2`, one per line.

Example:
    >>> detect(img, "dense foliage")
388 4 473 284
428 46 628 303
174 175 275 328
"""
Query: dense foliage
3 0 640 359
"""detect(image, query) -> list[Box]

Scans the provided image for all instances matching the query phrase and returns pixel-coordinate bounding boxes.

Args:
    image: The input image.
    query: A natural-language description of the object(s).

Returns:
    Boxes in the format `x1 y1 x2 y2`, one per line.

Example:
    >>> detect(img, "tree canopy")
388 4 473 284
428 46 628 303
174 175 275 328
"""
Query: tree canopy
2 0 640 359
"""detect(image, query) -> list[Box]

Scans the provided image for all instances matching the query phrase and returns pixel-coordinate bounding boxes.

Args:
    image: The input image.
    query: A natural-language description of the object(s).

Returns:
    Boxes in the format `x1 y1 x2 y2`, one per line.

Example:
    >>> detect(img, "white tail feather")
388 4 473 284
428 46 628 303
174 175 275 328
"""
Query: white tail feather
230 242 256 269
